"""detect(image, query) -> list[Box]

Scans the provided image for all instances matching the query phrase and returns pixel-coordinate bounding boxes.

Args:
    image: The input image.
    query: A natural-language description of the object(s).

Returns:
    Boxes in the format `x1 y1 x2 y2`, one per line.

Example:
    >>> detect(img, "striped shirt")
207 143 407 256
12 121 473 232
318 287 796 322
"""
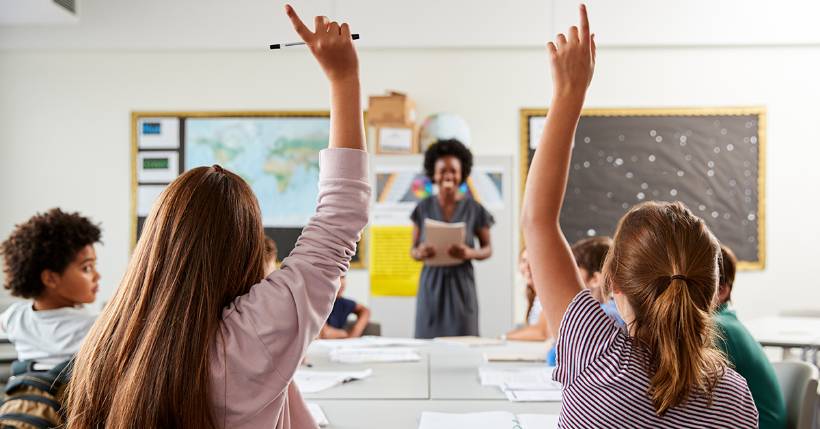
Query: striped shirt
553 290 759 428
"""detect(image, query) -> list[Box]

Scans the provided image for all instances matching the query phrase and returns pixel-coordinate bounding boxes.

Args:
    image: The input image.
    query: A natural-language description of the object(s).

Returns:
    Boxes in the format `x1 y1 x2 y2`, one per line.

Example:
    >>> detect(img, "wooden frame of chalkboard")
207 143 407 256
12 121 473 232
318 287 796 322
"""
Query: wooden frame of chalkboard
520 107 766 270
131 110 366 269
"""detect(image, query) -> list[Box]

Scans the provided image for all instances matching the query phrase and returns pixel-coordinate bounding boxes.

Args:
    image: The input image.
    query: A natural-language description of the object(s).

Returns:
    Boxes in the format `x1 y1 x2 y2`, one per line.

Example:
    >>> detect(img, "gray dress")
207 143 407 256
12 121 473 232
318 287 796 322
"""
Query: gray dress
411 196 495 339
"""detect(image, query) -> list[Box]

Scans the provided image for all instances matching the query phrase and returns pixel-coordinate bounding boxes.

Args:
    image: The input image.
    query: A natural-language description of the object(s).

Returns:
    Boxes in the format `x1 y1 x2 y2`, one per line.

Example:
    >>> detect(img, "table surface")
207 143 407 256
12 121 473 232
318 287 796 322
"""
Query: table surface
302 339 559 428
744 316 820 348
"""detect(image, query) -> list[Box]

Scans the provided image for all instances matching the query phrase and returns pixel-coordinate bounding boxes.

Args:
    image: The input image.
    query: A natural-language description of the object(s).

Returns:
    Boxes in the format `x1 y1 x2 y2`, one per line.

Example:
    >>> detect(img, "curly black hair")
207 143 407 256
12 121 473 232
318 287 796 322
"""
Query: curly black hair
423 139 473 185
1 208 101 299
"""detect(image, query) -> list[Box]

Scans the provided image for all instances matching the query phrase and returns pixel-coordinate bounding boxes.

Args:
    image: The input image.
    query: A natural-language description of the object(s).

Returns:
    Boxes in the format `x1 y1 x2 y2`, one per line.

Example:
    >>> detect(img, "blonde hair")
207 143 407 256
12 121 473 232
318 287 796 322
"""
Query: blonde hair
603 201 725 415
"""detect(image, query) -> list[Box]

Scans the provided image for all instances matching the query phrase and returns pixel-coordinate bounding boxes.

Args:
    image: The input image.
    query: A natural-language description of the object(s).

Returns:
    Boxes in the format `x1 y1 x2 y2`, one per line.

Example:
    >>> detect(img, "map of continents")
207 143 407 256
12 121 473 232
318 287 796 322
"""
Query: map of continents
185 117 329 227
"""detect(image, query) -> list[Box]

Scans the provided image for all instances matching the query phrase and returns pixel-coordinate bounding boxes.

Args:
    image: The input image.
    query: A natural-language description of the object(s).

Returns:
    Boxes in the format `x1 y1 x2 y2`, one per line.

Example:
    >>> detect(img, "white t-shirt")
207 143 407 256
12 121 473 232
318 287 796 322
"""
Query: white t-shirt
0 302 97 366
527 296 543 326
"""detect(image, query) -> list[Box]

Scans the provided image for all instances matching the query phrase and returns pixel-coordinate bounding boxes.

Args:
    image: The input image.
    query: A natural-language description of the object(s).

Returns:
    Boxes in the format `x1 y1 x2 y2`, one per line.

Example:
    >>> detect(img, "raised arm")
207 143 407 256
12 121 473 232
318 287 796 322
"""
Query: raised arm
286 4 364 151
521 4 596 336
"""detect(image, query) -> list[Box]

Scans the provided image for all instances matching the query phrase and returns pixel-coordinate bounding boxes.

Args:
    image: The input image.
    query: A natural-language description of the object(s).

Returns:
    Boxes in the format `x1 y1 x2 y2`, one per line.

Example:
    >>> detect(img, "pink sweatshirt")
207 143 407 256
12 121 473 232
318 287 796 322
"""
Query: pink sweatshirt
209 148 370 428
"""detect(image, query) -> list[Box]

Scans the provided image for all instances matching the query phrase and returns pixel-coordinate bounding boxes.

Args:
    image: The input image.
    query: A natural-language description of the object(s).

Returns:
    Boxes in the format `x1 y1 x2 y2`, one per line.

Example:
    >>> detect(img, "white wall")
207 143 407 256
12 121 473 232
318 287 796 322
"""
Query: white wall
2 1 820 333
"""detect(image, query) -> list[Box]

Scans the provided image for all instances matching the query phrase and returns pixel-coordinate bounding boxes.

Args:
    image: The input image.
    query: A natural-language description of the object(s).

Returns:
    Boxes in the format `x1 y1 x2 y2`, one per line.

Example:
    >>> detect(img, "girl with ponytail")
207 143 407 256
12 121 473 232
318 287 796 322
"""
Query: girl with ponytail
522 5 758 427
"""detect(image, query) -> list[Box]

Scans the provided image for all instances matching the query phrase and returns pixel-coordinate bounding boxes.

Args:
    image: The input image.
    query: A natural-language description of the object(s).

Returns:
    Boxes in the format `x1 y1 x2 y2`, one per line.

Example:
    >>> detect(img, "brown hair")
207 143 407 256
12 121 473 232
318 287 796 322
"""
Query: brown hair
571 236 612 274
719 245 737 300
602 201 725 415
264 236 278 262
66 165 266 428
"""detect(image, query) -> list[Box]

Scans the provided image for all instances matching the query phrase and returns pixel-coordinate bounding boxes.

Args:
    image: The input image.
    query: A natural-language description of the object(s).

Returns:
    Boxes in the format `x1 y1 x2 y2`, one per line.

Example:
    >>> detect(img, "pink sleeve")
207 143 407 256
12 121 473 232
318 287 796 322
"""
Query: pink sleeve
218 148 370 387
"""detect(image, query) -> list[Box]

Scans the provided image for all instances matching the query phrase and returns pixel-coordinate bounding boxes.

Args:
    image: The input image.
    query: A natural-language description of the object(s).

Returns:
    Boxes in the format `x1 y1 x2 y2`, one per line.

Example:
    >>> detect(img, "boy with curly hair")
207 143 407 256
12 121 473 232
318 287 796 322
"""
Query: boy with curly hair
0 208 101 366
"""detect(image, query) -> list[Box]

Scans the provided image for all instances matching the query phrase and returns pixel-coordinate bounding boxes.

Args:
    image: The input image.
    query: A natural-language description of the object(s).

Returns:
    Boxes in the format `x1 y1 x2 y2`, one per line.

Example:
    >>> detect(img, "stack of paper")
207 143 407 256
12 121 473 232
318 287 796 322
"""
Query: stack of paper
483 351 547 363
418 411 558 429
478 366 562 402
329 347 421 363
293 368 373 393
434 336 505 347
306 403 329 427
423 219 466 267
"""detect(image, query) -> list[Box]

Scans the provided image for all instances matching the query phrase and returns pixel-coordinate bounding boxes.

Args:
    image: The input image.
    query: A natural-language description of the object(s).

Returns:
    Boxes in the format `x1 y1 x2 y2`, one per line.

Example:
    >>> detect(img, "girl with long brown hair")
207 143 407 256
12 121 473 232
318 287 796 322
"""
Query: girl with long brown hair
66 5 369 428
522 5 758 427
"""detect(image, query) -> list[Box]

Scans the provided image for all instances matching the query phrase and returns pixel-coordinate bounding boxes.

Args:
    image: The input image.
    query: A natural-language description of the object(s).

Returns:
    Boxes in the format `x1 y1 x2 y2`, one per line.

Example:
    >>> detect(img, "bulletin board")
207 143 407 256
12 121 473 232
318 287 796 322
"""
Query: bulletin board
520 107 766 270
131 111 365 268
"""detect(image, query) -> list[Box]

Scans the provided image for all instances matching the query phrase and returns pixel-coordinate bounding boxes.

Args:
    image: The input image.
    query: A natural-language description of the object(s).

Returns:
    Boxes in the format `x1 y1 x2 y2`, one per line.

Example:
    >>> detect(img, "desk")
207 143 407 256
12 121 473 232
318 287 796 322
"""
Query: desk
745 316 820 364
302 340 559 428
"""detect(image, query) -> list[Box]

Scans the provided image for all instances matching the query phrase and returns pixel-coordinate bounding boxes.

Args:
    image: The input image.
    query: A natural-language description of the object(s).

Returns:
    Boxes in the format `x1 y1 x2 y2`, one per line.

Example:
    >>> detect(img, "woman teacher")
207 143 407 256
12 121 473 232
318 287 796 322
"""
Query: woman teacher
410 139 494 338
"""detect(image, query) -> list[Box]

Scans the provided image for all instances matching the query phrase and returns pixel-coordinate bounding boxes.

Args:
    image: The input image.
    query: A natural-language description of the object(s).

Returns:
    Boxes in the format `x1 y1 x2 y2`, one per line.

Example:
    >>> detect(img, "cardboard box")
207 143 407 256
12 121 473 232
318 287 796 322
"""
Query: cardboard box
368 91 416 126
372 123 419 154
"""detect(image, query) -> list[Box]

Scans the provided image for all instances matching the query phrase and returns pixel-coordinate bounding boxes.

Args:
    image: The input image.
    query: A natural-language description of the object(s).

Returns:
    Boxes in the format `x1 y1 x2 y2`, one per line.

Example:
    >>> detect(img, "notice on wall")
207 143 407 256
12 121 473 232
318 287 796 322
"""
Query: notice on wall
369 225 422 297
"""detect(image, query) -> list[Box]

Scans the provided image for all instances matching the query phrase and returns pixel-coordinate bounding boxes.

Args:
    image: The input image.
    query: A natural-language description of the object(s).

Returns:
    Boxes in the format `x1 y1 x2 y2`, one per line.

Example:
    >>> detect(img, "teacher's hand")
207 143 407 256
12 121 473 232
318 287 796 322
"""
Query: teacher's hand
448 244 473 261
414 244 436 260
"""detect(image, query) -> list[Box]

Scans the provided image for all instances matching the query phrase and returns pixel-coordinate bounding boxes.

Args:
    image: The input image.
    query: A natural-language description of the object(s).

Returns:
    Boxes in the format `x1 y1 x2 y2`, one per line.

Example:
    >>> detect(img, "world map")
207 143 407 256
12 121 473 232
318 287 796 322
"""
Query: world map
185 117 329 227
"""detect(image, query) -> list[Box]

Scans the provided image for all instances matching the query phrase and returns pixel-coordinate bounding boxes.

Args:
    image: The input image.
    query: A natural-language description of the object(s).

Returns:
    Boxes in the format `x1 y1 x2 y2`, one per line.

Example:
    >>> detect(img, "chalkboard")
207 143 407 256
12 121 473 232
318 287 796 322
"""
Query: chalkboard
520 108 766 270
131 111 365 268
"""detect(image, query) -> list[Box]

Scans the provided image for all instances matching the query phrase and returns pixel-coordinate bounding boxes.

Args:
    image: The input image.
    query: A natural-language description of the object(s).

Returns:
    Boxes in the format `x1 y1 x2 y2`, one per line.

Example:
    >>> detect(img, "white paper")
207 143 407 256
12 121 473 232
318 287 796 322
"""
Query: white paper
137 151 179 183
378 127 414 152
137 184 166 217
504 389 562 402
329 347 421 364
138 117 180 149
306 403 329 427
423 219 466 267
518 414 559 429
528 116 546 150
483 351 546 363
478 366 556 387
293 368 373 393
434 336 505 347
313 336 428 349
418 411 517 429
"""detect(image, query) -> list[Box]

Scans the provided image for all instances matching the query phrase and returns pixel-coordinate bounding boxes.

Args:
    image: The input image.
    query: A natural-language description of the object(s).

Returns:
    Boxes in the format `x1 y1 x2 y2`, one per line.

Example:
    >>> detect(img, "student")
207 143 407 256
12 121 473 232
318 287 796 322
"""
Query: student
505 249 550 341
410 139 494 338
715 245 786 429
570 236 624 327
263 236 278 275
0 208 101 367
320 275 371 339
66 7 370 428
521 5 758 427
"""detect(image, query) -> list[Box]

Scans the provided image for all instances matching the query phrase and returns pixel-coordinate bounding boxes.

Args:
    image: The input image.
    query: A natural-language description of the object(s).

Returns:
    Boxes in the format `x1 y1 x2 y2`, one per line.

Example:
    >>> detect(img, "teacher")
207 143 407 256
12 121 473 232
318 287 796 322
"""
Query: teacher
410 139 494 339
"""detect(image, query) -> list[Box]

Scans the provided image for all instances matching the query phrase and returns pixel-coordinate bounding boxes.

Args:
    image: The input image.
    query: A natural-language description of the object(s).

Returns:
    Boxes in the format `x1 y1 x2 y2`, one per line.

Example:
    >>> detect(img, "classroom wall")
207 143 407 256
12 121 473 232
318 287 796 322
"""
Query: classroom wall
2 1 820 335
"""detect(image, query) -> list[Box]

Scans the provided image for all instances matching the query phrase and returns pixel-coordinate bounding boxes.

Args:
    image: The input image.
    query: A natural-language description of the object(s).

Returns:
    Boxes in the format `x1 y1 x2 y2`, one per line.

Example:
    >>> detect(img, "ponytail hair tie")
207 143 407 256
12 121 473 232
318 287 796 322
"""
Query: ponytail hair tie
670 274 688 282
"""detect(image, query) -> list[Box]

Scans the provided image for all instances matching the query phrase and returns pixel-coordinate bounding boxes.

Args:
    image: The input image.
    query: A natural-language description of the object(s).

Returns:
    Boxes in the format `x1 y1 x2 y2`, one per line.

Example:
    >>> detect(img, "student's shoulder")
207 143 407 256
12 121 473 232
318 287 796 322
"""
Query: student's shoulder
0 301 31 331
716 366 757 399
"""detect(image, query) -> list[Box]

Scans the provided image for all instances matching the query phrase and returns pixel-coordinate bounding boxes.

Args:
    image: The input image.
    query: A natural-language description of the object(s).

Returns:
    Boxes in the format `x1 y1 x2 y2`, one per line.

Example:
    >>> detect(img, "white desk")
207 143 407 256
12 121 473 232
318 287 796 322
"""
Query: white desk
745 316 820 363
302 340 560 428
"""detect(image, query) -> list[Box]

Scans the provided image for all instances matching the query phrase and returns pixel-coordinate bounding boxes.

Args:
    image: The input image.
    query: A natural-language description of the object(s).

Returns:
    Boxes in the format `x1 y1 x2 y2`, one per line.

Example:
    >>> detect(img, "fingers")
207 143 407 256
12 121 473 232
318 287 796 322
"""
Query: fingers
569 26 579 43
556 33 567 48
341 22 351 38
591 33 597 59
285 4 313 42
328 21 341 35
579 4 591 43
314 15 329 33
547 42 558 57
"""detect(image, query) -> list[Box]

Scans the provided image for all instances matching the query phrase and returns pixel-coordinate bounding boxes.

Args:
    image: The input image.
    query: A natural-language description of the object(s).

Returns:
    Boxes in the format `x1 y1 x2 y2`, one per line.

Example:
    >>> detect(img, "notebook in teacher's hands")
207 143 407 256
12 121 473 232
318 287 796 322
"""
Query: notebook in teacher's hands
418 411 558 429
423 219 466 267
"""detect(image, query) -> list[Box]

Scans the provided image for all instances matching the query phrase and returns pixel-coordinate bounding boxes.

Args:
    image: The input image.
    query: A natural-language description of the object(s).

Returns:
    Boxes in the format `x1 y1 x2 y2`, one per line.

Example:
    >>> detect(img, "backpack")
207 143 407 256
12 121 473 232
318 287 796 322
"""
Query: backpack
0 359 72 429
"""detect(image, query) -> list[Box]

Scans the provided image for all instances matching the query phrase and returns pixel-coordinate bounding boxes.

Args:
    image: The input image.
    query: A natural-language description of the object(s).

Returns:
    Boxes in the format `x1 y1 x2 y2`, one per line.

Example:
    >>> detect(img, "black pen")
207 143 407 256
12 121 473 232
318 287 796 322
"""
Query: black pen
270 34 360 49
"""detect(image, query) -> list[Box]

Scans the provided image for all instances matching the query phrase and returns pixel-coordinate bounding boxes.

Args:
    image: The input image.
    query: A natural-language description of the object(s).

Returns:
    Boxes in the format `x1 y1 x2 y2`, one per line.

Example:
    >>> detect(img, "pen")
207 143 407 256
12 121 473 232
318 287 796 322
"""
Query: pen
270 34 360 49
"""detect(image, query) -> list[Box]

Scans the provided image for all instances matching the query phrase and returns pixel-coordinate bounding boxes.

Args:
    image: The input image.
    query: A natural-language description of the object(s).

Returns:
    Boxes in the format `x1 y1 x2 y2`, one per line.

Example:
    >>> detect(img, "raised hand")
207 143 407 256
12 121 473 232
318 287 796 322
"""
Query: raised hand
547 4 596 100
285 4 359 83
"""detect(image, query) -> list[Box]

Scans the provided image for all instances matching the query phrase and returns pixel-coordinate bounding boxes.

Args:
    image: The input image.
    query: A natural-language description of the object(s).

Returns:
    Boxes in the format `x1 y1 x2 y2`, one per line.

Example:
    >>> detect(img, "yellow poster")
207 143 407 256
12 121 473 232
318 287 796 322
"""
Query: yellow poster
369 225 422 296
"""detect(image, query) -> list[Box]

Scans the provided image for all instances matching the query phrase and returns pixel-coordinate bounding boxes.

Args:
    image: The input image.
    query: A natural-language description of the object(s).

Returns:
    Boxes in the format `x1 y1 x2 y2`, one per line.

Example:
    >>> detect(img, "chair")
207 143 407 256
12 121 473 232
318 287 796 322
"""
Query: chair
772 361 819 429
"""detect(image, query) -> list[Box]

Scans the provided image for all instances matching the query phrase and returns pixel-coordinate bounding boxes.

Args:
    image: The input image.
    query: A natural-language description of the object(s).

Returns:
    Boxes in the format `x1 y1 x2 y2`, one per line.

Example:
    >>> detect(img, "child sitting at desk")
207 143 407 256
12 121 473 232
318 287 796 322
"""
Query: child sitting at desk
571 236 624 328
263 236 278 275
320 275 371 339
505 249 550 341
714 244 786 429
0 208 101 367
